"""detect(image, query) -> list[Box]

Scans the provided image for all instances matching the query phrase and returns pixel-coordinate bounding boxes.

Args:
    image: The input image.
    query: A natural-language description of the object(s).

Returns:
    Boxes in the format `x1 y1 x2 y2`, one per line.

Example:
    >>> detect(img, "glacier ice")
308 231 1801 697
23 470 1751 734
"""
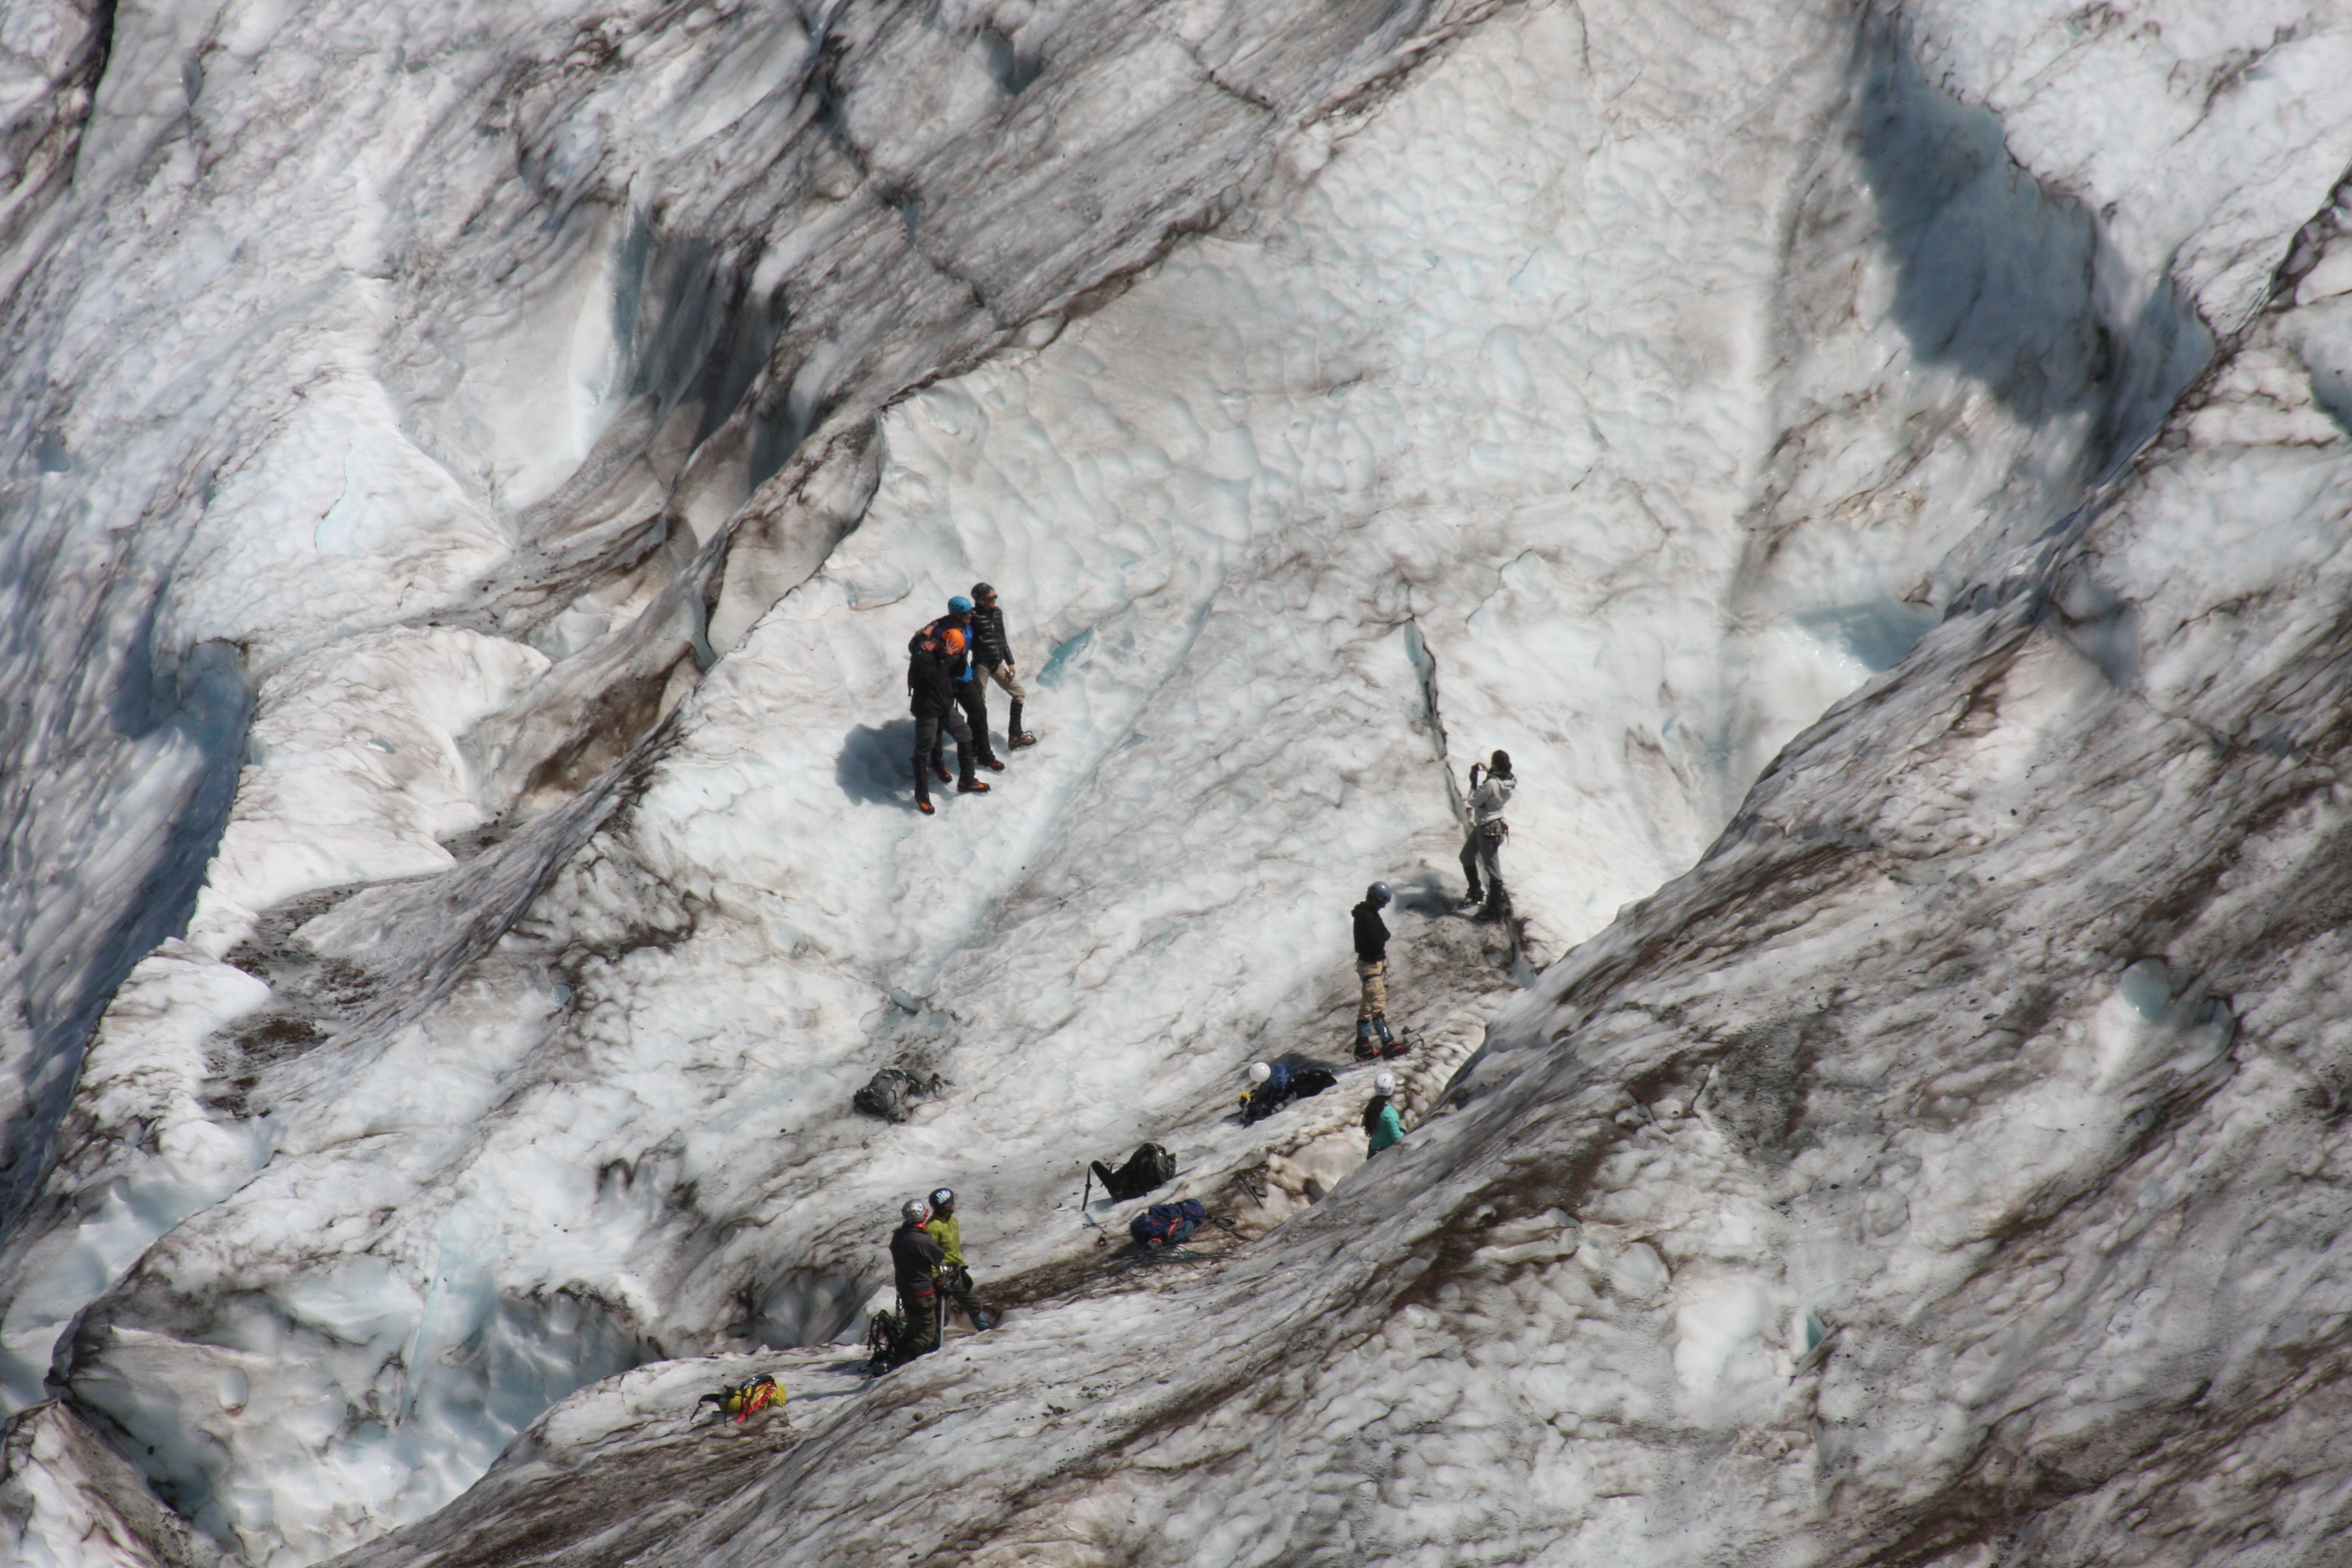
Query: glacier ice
7 0 2352 1563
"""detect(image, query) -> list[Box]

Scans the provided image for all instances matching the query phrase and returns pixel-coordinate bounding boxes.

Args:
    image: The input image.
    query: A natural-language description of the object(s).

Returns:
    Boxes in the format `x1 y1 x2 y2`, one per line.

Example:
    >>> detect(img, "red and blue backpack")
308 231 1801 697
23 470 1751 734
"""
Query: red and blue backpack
1130 1199 1207 1249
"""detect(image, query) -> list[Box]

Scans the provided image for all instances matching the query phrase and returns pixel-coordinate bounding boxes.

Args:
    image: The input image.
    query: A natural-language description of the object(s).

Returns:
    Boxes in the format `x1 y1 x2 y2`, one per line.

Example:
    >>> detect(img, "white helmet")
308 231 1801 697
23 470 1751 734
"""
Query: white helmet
1374 1071 1397 1095
1247 1062 1273 1085
900 1198 930 1224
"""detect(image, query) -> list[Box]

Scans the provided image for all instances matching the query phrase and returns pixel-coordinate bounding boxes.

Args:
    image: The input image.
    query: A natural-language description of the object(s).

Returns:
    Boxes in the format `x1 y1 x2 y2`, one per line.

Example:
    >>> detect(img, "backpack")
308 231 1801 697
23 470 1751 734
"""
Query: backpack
866 1307 912 1374
853 1067 945 1123
697 1373 783 1423
1129 1198 1207 1249
1094 1143 1175 1201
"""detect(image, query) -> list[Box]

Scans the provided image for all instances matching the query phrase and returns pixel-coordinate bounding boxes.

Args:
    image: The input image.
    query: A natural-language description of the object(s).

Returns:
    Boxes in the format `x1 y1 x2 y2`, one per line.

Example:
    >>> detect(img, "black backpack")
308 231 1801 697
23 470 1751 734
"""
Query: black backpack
1092 1143 1175 1201
853 1068 945 1123
866 1307 915 1373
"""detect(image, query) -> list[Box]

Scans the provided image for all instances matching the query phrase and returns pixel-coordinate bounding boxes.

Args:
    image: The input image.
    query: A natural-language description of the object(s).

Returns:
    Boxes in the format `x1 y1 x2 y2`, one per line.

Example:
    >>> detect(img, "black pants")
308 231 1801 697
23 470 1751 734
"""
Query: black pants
913 707 973 797
953 679 996 764
938 1264 982 1324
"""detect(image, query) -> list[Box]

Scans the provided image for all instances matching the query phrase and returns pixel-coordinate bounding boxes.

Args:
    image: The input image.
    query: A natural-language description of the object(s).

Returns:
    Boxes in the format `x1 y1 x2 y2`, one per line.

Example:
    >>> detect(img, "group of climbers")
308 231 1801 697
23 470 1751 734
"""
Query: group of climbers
906 584 1037 815
866 743 1514 1368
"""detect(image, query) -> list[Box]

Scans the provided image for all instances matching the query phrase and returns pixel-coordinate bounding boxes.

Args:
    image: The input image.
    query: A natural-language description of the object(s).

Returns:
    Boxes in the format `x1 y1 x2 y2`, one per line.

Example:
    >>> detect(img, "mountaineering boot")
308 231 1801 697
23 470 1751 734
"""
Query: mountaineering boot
979 749 1007 771
931 754 953 785
1381 1027 1411 1059
1354 1019 1379 1060
1008 702 1036 748
1373 1015 1393 1047
957 771 991 794
973 1310 997 1331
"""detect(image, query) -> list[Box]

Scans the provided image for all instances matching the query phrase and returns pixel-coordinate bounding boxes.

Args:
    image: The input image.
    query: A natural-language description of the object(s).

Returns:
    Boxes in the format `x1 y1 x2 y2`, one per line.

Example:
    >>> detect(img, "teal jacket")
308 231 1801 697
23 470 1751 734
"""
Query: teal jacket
1367 1099 1403 1155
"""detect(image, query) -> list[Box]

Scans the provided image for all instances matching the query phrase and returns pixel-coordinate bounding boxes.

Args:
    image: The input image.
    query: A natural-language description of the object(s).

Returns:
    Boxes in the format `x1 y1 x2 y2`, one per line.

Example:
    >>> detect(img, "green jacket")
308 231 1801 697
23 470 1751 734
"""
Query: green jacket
931 1212 965 1270
1367 1100 1403 1155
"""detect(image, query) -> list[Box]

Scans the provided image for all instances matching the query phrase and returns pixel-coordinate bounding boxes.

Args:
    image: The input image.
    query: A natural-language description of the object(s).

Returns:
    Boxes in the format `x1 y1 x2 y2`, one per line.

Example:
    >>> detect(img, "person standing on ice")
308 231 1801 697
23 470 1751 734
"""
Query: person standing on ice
1364 1070 1404 1155
926 1186 995 1331
908 622 988 815
889 1198 946 1362
1352 882 1399 1060
911 596 1005 776
967 582 1036 750
1459 749 1515 920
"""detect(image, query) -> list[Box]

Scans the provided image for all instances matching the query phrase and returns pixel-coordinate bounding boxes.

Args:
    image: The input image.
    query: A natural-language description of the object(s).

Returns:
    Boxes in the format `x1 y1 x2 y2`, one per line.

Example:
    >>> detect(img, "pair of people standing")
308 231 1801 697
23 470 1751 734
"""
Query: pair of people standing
907 583 1037 815
1348 747 1517 1057
886 1188 993 1364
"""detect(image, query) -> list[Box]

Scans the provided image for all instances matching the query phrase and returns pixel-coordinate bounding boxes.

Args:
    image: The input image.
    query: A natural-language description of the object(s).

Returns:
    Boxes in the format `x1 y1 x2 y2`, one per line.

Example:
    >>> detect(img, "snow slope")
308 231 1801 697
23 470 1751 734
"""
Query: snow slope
7 0 2352 1563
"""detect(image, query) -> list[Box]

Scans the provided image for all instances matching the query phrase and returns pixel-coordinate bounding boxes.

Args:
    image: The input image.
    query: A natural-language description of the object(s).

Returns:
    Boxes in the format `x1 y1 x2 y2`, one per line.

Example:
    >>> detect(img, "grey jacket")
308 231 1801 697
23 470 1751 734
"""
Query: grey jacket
1468 769 1515 826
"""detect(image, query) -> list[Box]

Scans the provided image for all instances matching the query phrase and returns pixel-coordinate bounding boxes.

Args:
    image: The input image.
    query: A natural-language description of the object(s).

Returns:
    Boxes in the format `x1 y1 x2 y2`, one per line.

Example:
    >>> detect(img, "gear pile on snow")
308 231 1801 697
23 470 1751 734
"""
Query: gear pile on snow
852 1068 946 1123
696 1373 783 1425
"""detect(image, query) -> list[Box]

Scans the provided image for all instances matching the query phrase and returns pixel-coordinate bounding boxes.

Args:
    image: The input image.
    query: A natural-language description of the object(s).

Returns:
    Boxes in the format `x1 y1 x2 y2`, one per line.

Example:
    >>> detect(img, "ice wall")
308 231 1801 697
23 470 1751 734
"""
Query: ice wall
5 0 2352 1563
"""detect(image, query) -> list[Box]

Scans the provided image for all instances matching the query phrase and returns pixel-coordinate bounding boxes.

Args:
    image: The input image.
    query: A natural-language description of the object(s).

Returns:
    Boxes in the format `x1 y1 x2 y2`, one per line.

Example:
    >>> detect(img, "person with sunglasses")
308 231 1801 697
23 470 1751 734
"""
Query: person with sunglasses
967 582 1036 750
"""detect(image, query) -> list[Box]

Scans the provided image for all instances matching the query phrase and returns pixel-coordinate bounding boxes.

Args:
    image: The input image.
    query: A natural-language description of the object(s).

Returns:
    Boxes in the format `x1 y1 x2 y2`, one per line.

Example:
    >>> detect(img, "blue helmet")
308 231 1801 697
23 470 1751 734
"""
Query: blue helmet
948 595 975 615
1367 882 1392 906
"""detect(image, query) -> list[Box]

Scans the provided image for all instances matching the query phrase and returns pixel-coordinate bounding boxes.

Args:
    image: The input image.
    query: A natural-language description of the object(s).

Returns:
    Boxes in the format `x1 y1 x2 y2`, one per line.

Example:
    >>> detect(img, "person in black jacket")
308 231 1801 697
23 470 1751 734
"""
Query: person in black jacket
969 582 1036 749
911 596 1004 777
888 1198 946 1362
908 621 987 815
1352 882 1398 1059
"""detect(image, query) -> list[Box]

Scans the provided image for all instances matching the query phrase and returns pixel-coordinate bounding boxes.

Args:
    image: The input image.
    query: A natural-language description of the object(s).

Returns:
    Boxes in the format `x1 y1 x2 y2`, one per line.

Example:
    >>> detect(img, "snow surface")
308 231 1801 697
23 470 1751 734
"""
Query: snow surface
7 0 2352 1563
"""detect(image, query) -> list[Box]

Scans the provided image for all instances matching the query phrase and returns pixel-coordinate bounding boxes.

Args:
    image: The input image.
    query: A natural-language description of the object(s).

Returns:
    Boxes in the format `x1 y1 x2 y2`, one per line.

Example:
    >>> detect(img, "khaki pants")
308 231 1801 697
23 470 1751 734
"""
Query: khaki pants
980 662 1027 702
1357 959 1387 1022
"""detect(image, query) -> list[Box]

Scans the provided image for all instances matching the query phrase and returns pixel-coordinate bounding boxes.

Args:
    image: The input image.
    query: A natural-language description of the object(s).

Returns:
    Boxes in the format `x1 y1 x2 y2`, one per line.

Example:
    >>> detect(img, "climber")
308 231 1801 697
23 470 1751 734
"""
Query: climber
1238 1059 1338 1123
927 1186 995 1331
1240 1060 1290 1124
1352 881 1402 1060
912 596 1004 776
969 582 1036 749
1460 748 1515 920
1364 1070 1403 1155
907 618 988 815
889 1197 945 1362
